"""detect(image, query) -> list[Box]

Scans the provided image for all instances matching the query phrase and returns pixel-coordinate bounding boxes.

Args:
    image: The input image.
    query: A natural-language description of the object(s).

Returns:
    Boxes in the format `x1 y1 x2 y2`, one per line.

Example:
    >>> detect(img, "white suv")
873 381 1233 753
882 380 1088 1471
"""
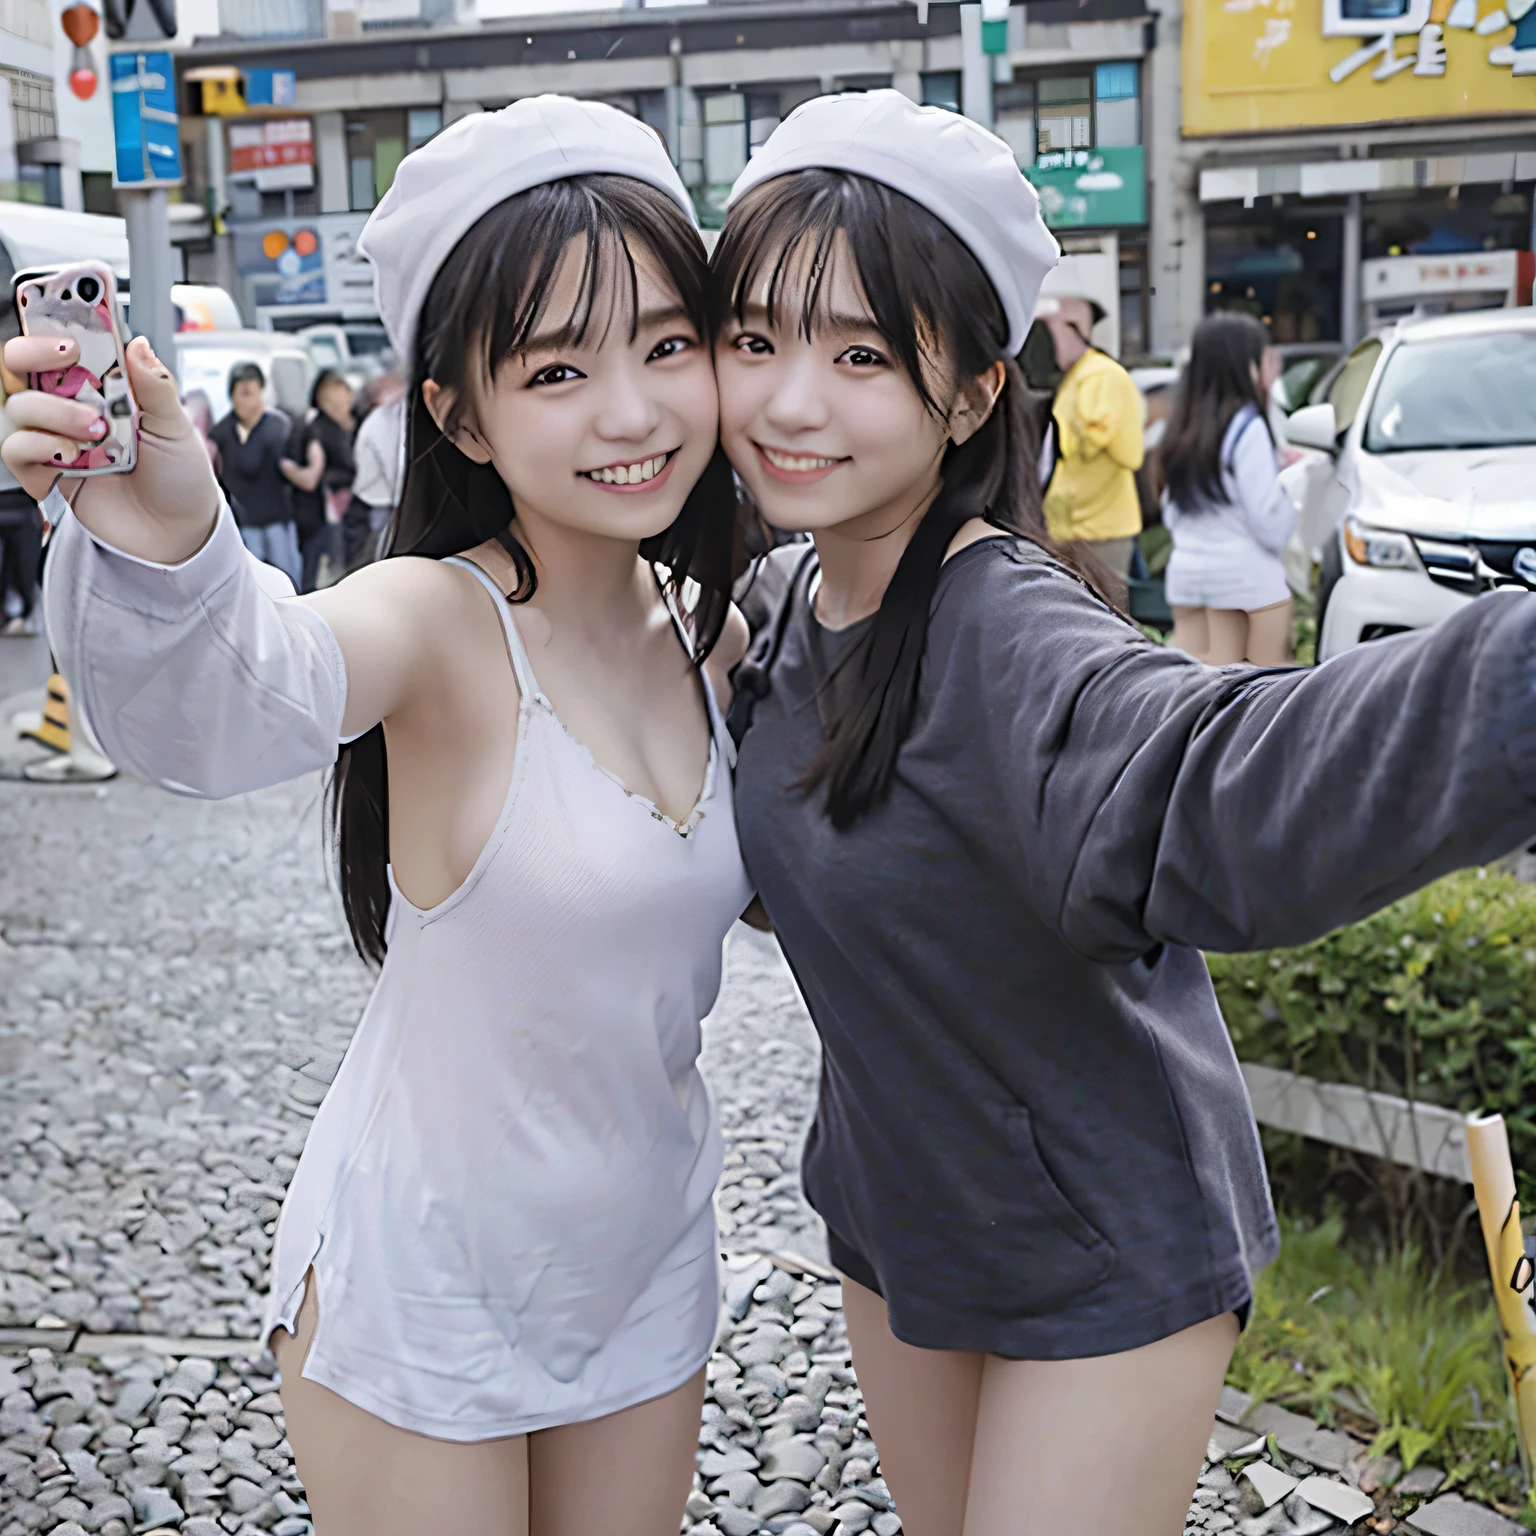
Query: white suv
1284 310 1536 661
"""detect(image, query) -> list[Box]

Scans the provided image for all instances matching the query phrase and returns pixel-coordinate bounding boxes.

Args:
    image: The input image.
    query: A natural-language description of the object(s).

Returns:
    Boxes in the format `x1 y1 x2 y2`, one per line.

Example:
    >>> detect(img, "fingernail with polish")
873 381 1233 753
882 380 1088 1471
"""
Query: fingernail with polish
88 417 106 437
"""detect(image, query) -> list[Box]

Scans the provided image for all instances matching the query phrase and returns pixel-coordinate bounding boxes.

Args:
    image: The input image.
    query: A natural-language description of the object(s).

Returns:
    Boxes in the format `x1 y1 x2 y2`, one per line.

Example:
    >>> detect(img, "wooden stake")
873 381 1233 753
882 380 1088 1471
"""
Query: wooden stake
1466 1113 1536 1479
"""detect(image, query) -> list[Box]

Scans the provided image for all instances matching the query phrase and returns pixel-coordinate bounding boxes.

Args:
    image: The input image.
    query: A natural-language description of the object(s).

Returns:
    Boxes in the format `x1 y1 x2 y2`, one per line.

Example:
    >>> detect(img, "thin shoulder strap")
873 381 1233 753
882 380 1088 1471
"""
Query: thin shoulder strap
444 555 540 701
726 545 819 752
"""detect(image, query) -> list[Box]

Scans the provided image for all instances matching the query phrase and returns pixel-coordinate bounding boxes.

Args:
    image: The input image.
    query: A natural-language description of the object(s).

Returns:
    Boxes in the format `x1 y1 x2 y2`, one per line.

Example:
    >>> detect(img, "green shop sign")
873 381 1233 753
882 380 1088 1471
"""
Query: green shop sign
1024 146 1146 229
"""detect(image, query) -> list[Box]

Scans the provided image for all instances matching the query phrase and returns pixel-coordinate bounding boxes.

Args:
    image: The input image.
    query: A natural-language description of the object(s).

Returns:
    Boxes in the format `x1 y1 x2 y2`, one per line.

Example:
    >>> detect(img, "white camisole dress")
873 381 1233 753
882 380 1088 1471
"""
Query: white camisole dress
262 557 753 1440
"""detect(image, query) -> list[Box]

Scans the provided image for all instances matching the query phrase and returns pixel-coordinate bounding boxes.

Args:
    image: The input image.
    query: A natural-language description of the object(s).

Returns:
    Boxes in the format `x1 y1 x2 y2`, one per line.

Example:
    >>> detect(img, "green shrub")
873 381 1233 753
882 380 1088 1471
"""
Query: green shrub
1229 1212 1521 1507
1209 867 1536 1217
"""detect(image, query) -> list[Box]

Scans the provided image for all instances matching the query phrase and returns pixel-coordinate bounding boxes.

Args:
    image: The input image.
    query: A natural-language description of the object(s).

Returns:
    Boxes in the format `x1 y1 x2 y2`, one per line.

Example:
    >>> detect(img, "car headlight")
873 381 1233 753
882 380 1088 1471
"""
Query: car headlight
1343 516 1419 571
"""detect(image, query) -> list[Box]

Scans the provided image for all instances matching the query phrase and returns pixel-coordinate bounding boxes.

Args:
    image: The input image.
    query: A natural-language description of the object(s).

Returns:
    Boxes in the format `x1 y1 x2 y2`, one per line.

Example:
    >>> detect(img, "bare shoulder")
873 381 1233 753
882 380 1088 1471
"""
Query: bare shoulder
300 551 510 668
705 602 751 713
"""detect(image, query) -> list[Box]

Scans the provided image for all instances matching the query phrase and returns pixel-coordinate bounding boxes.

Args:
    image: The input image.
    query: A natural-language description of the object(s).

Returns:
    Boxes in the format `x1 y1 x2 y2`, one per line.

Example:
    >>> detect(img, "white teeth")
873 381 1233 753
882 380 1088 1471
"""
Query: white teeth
586 454 667 485
764 447 839 472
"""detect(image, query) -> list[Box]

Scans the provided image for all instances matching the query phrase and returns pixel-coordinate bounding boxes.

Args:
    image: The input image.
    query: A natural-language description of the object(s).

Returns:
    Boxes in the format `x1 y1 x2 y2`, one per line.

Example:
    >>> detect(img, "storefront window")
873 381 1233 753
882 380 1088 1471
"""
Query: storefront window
1206 206 1344 342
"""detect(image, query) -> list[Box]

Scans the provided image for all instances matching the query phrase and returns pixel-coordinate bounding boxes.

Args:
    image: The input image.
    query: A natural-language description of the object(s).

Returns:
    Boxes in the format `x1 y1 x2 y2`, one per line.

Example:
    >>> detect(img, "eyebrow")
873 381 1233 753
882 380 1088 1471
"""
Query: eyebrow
737 302 881 337
521 304 695 355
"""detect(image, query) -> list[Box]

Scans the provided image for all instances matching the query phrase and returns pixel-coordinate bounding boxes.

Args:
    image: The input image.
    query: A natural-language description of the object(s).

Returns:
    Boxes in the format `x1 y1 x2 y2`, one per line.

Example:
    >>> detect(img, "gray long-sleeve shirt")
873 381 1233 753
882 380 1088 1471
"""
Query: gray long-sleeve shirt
732 536 1536 1359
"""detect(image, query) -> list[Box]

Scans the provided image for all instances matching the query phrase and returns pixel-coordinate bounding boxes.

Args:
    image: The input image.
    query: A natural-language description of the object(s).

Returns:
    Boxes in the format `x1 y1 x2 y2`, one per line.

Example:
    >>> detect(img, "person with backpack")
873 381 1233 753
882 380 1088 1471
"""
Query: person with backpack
1161 313 1298 665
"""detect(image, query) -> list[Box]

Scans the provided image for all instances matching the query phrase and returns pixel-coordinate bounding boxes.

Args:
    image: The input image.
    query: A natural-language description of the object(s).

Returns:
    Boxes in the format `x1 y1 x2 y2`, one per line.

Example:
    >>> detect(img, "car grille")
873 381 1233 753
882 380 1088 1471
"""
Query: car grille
1412 537 1536 596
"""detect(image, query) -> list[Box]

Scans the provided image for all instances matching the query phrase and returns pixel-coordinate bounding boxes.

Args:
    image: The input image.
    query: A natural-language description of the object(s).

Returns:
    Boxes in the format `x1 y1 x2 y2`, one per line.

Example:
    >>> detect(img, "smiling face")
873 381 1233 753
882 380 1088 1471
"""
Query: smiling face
714 233 952 538
428 232 718 545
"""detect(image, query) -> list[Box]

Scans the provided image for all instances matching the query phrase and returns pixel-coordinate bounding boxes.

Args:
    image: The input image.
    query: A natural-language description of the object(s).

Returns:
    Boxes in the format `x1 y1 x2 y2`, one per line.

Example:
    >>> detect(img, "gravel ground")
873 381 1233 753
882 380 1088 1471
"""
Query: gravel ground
0 759 1505 1536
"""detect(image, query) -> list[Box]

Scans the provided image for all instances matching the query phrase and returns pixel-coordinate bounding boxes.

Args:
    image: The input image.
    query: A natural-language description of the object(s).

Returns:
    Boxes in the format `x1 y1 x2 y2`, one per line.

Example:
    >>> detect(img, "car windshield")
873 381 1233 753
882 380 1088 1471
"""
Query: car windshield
1365 329 1536 452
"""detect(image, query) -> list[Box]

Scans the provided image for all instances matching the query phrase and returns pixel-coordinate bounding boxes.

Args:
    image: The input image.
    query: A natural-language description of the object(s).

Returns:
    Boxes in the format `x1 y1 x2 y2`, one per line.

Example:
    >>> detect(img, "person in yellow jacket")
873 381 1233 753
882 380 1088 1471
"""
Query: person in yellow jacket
1041 295 1144 601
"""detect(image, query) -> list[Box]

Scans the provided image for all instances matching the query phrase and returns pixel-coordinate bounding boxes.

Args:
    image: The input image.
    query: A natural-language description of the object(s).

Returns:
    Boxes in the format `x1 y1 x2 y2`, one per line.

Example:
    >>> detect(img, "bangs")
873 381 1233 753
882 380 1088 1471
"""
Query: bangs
418 175 707 426
711 170 1006 417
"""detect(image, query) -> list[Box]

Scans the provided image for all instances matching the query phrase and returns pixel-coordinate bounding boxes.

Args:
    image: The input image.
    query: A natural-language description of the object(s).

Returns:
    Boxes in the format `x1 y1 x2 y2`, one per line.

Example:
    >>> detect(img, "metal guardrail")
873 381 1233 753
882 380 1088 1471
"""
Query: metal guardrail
1240 1061 1473 1182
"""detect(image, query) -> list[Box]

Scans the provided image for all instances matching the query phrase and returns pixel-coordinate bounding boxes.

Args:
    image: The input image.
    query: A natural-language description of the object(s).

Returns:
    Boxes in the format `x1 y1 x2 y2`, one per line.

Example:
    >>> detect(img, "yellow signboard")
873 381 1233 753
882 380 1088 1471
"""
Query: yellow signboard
1183 0 1536 135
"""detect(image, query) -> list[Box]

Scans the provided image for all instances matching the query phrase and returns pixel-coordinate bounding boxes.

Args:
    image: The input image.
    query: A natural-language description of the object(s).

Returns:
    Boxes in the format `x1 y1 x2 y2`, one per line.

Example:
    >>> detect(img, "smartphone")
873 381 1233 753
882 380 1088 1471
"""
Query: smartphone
15 262 138 475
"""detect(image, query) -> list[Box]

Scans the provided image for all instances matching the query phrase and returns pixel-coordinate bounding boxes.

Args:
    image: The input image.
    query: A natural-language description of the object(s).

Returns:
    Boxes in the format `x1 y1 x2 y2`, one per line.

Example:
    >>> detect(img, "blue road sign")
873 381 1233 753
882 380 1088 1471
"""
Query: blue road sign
110 50 181 186
245 68 297 110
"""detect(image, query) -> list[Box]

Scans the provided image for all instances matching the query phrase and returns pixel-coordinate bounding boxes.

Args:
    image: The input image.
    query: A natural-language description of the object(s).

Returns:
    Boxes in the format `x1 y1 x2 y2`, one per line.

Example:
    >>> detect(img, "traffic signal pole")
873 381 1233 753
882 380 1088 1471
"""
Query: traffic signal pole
104 0 181 369
121 186 176 366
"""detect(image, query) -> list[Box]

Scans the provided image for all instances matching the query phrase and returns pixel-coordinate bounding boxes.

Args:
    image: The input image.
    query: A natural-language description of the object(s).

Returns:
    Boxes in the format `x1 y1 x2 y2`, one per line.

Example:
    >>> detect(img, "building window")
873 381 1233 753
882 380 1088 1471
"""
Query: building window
406 109 441 153
993 83 1036 166
1094 63 1140 148
702 93 747 187
747 92 780 156
1036 76 1093 156
992 65 1141 168
345 112 410 212
920 71 961 112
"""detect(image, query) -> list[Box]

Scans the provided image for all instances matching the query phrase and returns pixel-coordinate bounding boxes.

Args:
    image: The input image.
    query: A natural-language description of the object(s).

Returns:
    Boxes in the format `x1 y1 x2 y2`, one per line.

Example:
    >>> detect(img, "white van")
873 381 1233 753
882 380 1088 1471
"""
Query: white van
0 201 243 331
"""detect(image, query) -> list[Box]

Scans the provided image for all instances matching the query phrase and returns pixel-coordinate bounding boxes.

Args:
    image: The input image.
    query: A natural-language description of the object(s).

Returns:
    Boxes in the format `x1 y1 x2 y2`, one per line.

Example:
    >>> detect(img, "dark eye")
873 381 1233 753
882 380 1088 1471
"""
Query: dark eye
837 346 887 368
529 364 583 387
647 336 693 362
732 334 773 356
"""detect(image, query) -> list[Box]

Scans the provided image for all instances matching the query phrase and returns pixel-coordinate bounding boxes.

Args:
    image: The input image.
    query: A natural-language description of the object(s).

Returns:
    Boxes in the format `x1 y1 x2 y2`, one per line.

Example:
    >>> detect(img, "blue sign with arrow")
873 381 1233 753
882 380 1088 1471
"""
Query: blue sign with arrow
110 50 181 186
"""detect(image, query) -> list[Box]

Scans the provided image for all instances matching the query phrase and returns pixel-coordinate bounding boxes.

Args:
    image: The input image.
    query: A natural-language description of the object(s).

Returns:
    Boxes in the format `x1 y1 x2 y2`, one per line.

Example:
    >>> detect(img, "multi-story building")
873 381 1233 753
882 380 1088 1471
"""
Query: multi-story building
170 1 1158 353
1159 0 1536 353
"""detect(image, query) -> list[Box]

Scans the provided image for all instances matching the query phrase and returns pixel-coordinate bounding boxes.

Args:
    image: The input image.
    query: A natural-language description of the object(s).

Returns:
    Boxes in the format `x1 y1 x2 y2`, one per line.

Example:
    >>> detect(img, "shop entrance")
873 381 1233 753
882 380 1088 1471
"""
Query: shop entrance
1205 202 1345 342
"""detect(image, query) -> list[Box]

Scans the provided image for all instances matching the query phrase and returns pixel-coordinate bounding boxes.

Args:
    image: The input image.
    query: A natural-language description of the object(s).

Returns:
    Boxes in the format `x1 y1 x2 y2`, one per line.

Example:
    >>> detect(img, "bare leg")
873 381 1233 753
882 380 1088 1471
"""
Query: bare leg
529 1367 706 1536
961 1311 1240 1536
1203 608 1249 666
1244 598 1293 665
270 1270 530 1536
841 1274 984 1536
1168 605 1209 662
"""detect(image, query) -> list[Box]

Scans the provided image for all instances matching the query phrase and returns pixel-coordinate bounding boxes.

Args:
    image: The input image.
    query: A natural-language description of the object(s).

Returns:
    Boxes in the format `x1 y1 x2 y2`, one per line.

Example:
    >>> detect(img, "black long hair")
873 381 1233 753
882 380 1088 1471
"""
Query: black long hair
712 169 1090 830
330 175 736 966
1162 311 1273 510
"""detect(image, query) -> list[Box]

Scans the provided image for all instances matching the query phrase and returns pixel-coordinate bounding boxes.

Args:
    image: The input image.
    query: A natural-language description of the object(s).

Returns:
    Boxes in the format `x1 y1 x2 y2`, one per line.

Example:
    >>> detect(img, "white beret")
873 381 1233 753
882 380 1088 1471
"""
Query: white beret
357 94 698 368
727 90 1060 357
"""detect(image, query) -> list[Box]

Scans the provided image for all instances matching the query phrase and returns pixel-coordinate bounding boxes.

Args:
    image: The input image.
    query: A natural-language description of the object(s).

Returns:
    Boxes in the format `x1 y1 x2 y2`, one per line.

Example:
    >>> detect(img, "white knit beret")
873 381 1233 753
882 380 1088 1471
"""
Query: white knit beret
357 94 699 368
728 90 1060 357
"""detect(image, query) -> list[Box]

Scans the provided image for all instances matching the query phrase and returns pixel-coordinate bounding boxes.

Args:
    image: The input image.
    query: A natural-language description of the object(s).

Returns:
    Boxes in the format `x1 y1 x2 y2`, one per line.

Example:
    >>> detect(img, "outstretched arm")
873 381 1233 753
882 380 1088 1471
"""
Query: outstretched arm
968 545 1536 963
6 336 440 797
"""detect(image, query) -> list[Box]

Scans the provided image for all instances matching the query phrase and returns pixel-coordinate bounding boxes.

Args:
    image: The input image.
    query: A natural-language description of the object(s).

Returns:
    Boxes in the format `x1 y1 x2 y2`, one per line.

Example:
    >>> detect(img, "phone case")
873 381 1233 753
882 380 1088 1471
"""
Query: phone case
15 262 139 475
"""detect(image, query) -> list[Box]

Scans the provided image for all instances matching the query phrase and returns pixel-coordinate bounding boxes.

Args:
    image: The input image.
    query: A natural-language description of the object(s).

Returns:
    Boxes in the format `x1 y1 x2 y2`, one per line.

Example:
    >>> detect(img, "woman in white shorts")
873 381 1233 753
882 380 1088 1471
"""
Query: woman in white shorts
1162 312 1299 665
2 97 754 1536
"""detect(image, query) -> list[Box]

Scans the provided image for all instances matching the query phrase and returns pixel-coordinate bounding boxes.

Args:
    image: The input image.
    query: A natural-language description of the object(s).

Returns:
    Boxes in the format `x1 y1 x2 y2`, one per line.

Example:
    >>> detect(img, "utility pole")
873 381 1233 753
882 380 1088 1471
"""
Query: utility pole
960 5 993 130
104 0 181 368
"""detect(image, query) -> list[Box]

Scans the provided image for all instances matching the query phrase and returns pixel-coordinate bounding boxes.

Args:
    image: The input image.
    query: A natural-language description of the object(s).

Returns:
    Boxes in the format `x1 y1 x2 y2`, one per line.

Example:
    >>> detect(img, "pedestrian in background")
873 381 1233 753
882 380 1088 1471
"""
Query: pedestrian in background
209 362 301 590
282 369 357 593
0 472 42 637
0 298 40 636
1040 294 1144 605
183 389 221 482
347 371 406 569
1162 313 1298 666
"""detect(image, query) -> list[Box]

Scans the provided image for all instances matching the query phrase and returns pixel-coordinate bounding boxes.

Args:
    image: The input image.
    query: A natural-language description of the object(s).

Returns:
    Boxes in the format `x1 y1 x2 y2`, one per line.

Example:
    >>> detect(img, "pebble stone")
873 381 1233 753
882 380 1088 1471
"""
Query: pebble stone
0 756 1522 1536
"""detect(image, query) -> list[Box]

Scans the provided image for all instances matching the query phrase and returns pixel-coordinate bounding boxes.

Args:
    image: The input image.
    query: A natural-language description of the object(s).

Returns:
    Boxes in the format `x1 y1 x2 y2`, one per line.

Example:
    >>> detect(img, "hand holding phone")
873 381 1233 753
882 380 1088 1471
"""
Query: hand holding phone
1 327 221 568
15 263 138 475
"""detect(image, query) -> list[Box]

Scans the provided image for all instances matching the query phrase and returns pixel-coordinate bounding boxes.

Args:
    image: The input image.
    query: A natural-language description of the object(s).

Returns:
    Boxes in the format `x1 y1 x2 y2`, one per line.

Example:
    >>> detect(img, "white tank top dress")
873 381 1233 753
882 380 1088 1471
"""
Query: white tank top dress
263 557 753 1441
